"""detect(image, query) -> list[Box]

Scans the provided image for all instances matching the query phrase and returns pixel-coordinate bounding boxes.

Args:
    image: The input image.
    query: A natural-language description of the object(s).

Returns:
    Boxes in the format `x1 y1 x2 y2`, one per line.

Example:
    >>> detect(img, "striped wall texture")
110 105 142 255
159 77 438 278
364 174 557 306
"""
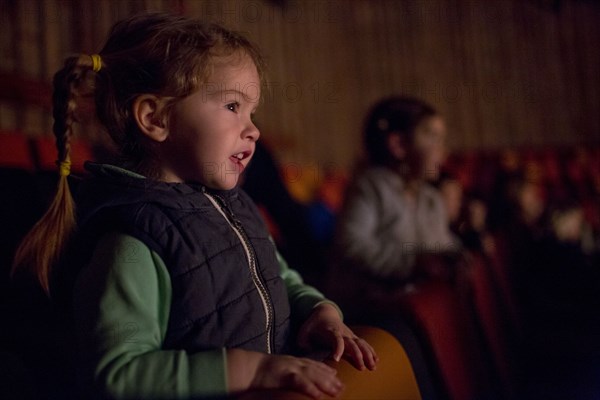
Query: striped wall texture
1 0 599 169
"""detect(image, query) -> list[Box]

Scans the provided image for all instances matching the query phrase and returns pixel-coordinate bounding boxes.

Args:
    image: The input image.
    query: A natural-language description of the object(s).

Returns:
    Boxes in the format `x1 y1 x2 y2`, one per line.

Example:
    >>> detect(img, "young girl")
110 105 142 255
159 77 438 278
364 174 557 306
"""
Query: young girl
12 13 377 399
330 96 461 314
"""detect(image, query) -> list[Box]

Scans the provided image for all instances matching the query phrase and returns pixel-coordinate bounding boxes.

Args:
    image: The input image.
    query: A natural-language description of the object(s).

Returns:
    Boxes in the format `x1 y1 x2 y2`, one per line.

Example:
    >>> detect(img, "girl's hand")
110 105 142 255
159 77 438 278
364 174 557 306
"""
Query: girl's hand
252 354 344 399
227 348 343 399
297 303 379 371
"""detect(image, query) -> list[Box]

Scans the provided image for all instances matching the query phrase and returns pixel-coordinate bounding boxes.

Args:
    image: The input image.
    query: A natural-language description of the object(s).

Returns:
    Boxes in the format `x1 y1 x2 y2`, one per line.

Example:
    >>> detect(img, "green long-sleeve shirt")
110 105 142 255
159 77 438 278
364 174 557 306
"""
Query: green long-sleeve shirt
73 231 335 399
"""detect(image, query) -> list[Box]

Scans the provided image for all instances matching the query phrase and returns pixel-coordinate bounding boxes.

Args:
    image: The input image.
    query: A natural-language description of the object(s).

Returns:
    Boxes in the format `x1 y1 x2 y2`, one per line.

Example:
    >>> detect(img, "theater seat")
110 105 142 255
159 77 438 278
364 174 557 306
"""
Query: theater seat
32 135 93 174
399 281 482 400
488 233 523 338
469 253 516 398
237 326 422 400
0 132 35 171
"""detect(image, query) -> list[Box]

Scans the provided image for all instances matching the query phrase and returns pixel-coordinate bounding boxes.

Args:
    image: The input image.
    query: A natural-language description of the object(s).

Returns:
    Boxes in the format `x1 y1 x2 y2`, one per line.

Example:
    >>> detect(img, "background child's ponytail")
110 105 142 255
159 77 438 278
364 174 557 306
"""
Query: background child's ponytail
11 54 99 295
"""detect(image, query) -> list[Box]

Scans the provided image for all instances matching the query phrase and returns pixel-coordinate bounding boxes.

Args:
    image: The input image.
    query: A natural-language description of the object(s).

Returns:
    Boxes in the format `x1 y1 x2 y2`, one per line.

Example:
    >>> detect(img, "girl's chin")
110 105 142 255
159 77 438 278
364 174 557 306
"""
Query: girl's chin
203 176 241 191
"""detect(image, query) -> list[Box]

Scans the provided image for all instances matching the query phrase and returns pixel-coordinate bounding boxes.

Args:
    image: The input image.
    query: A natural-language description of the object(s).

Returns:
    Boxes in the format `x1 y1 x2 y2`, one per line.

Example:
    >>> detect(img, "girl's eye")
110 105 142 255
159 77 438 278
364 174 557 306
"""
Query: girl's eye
226 102 240 112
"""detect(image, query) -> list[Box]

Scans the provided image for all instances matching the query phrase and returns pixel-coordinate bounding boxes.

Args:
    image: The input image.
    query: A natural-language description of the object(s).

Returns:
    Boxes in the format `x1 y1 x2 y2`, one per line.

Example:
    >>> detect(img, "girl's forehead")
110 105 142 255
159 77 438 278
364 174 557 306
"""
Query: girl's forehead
204 56 261 101
208 54 260 84
201 57 261 103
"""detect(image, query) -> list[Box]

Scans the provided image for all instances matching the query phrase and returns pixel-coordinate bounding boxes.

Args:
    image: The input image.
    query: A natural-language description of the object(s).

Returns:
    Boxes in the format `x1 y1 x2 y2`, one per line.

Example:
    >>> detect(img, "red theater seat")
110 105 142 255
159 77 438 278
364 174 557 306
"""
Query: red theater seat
469 253 516 397
0 132 35 171
32 136 93 174
399 281 483 400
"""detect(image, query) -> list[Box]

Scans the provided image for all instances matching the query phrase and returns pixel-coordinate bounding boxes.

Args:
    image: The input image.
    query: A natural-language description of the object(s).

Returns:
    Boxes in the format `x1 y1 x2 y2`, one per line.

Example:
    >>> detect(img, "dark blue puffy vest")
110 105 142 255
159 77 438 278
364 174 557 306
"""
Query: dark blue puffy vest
70 163 291 354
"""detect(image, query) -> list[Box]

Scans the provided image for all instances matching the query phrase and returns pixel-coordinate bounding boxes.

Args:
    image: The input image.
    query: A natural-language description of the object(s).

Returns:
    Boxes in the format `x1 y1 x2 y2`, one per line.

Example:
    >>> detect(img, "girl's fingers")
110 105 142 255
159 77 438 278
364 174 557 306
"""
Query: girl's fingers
312 372 344 398
298 380 324 400
300 360 343 398
300 357 337 374
312 360 338 375
332 332 345 361
341 336 380 371
343 336 365 370
355 338 378 370
315 378 344 398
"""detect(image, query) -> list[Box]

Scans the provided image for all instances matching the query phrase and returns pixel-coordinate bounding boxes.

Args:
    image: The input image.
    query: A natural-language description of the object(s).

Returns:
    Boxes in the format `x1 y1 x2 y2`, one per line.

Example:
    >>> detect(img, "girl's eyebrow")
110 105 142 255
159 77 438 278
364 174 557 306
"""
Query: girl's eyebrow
218 89 260 103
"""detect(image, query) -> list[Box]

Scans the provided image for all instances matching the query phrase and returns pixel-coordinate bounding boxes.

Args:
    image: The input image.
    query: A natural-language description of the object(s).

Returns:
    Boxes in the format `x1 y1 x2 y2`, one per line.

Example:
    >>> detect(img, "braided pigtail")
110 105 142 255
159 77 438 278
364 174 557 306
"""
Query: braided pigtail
11 55 98 295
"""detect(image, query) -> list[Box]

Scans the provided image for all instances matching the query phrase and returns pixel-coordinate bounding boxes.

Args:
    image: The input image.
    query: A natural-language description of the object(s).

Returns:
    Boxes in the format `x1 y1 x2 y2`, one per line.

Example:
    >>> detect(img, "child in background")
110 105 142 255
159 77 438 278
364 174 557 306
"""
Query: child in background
436 173 496 256
330 97 461 313
12 13 376 399
326 97 463 400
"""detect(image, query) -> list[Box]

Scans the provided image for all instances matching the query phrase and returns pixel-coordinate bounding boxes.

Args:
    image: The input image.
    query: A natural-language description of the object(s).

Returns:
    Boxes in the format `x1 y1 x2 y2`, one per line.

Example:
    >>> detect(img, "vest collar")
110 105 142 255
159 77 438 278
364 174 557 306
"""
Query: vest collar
84 161 240 200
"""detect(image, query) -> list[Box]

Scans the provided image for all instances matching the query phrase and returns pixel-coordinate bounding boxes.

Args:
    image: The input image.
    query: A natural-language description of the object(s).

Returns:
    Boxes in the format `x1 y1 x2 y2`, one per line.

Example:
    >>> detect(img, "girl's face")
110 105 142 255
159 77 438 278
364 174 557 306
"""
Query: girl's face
161 55 261 189
411 115 447 180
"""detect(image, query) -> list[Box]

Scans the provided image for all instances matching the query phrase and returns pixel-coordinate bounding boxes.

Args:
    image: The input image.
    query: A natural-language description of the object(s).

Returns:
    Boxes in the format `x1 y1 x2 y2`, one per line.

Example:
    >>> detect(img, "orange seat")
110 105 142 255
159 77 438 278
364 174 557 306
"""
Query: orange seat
238 326 422 400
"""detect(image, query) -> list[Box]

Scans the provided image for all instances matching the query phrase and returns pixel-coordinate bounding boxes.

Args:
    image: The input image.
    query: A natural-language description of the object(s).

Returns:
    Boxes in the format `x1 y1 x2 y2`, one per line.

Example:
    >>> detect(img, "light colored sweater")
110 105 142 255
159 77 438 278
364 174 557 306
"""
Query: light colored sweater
334 166 459 281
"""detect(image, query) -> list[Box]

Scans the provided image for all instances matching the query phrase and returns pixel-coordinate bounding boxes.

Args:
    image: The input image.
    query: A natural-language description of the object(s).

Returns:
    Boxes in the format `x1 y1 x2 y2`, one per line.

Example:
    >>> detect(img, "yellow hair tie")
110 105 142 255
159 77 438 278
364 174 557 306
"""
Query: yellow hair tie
58 159 71 177
90 54 102 72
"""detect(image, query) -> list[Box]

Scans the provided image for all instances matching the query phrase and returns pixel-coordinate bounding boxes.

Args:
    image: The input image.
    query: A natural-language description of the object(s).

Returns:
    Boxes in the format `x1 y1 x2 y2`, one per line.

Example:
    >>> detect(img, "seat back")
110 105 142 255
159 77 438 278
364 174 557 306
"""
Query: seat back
32 135 93 174
0 132 35 171
237 326 422 400
469 253 516 398
400 281 482 400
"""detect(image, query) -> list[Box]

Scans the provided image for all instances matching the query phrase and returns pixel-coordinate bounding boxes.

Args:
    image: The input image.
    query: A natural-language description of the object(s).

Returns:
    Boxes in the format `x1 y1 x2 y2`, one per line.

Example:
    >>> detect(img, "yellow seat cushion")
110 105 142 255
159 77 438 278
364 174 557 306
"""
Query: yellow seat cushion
238 326 422 400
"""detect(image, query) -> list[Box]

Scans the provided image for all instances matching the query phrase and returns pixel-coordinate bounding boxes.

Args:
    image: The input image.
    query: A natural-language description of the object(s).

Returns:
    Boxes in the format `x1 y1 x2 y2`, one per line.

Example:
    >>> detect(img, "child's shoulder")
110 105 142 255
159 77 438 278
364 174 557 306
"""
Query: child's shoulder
350 166 404 193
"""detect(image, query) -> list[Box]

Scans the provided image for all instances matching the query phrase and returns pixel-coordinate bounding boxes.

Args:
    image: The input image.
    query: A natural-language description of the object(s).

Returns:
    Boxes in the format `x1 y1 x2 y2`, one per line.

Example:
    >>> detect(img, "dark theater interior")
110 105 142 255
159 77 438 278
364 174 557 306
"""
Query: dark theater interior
1 1 599 399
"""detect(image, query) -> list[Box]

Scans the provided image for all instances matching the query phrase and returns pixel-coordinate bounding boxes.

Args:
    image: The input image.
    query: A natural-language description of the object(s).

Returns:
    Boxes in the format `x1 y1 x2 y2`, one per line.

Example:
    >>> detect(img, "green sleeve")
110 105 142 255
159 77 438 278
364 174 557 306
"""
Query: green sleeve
276 248 343 324
73 232 227 399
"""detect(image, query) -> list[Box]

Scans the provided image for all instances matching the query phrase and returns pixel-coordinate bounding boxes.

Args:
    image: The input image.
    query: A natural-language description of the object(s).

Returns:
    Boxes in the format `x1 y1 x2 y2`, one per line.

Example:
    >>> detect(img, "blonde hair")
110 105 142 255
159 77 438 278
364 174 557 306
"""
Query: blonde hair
12 13 265 295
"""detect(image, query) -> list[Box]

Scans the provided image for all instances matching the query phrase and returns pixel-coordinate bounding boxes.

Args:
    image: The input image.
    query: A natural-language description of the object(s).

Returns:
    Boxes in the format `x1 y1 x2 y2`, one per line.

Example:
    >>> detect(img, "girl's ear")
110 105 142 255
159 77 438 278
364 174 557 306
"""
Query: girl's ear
132 95 169 142
387 132 407 160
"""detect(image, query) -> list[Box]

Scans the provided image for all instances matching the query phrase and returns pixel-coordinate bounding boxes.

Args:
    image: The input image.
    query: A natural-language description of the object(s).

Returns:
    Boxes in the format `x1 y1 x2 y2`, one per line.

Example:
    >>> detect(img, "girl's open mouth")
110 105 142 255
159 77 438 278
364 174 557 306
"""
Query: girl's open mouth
229 151 252 172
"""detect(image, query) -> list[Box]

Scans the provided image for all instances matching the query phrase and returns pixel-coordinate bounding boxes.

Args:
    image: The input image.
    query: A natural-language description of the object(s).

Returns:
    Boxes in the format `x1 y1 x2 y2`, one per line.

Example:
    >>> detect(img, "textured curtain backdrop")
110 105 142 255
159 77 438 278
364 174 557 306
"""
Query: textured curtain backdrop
0 0 599 169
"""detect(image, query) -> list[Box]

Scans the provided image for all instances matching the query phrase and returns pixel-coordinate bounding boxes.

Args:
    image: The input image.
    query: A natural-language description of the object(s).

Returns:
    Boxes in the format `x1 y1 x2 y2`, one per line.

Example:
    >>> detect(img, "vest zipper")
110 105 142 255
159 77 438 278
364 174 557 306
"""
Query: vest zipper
202 191 275 354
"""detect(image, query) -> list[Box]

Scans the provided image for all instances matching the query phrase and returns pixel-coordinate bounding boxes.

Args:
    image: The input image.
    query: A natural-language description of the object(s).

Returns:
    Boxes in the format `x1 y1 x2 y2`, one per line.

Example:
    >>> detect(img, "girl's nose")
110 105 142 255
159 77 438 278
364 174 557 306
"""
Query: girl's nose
244 122 260 142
